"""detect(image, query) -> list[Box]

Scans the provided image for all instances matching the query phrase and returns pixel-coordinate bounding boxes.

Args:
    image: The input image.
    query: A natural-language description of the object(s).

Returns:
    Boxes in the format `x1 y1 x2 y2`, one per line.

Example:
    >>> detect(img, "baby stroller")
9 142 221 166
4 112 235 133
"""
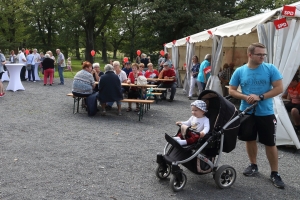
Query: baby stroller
155 90 257 191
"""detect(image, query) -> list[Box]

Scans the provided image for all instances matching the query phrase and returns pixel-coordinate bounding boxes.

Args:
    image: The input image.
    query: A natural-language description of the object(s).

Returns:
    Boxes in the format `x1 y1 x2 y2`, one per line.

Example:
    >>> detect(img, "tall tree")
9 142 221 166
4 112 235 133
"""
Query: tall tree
61 0 117 63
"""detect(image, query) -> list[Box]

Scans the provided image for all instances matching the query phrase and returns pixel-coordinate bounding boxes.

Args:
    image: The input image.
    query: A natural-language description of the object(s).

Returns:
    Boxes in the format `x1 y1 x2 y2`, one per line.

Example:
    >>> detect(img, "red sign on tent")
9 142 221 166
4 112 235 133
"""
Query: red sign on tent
204 66 211 74
274 18 288 30
282 5 296 16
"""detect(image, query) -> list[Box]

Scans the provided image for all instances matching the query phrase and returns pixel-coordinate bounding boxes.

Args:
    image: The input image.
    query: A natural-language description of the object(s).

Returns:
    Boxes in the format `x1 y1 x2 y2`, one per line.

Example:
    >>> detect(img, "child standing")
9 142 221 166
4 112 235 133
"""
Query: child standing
67 57 73 74
174 100 210 145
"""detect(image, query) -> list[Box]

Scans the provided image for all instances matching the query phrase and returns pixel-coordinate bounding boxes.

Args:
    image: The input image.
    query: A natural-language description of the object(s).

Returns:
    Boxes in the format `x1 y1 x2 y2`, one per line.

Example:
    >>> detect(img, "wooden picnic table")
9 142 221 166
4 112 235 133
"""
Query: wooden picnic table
121 83 157 88
146 78 174 82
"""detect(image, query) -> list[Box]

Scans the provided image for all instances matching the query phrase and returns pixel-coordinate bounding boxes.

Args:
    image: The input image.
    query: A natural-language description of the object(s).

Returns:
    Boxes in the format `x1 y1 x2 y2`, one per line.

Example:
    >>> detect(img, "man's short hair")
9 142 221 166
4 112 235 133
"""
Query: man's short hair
247 43 266 54
104 64 114 72
93 63 100 68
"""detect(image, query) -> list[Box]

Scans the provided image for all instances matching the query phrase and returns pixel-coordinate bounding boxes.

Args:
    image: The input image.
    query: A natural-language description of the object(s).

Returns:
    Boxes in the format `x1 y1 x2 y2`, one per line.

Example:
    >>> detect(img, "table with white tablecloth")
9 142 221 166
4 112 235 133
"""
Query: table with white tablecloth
5 63 25 92
34 62 41 81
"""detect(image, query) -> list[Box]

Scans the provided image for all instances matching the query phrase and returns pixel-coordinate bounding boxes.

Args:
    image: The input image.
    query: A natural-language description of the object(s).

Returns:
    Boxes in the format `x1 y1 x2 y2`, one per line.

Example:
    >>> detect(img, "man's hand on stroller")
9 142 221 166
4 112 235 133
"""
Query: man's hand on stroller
246 94 260 104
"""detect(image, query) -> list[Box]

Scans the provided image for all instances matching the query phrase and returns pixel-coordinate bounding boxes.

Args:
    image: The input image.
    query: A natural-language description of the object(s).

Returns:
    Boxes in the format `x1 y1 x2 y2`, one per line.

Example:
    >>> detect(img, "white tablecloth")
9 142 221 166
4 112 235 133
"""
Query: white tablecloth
34 62 41 81
1 71 10 82
5 64 25 92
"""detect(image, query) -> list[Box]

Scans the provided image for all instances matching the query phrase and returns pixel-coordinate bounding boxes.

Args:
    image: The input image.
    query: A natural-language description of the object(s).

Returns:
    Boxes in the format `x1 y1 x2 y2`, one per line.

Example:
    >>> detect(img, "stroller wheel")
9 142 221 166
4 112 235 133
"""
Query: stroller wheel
169 173 187 192
155 164 171 180
214 165 236 189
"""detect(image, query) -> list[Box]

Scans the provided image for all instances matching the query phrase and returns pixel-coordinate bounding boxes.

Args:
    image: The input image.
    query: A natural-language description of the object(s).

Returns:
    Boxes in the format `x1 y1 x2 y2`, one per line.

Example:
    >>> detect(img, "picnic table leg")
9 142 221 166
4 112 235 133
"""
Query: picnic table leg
73 97 76 114
76 97 80 113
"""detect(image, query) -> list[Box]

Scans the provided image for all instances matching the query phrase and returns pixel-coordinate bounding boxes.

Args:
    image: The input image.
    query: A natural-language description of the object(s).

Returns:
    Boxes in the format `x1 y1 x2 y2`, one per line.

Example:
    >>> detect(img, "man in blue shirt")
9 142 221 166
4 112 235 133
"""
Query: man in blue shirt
229 43 285 189
197 54 211 90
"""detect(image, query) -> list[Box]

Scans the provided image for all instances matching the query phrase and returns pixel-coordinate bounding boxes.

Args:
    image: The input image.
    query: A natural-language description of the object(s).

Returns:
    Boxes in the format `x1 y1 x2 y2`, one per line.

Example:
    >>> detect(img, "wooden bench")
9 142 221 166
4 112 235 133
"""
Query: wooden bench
121 99 155 121
147 88 167 91
67 93 87 114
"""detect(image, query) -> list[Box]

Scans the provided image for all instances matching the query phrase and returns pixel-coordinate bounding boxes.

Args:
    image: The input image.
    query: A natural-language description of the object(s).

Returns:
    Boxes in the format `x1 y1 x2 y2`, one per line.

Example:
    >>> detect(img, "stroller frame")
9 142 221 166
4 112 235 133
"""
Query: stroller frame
155 91 257 192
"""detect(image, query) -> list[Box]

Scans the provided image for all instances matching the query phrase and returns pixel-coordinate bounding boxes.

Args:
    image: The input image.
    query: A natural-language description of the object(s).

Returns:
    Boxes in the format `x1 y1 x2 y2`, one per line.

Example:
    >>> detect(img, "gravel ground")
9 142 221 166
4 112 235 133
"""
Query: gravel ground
0 78 299 200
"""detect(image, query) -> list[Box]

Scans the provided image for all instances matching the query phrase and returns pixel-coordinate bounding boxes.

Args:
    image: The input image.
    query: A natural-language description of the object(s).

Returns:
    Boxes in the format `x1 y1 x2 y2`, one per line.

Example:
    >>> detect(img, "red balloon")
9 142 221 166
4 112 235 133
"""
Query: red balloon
137 50 141 56
91 50 96 57
123 57 128 63
25 49 29 55
160 50 165 56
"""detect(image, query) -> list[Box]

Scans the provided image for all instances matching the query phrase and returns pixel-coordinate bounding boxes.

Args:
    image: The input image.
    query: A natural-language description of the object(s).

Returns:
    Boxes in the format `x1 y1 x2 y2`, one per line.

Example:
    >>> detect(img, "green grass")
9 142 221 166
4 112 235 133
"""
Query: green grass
56 57 121 78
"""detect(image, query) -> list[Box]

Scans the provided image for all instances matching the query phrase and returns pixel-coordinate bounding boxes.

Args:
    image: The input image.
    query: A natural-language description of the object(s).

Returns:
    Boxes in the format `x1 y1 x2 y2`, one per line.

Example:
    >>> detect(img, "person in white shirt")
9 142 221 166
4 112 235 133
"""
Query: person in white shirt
19 48 27 81
174 100 210 145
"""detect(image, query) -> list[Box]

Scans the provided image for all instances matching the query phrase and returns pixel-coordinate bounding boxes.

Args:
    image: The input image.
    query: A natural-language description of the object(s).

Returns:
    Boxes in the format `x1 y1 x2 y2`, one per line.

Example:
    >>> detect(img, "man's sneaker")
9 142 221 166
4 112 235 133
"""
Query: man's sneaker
243 164 258 176
270 173 285 189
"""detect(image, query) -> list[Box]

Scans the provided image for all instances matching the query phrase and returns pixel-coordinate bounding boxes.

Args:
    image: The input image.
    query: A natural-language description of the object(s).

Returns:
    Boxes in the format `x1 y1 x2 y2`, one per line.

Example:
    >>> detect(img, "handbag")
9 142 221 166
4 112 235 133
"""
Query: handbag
26 56 34 70
26 64 32 70
137 76 147 85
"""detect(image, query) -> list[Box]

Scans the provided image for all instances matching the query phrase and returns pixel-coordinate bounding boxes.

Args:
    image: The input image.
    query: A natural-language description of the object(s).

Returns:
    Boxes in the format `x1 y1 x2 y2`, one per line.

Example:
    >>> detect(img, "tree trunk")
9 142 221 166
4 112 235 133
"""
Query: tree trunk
113 49 117 59
85 27 94 63
75 31 80 59
101 32 108 63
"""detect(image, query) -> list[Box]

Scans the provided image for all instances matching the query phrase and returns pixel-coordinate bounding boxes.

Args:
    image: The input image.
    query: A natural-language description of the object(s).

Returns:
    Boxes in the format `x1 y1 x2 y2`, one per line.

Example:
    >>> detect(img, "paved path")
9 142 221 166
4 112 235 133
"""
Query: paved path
0 79 299 199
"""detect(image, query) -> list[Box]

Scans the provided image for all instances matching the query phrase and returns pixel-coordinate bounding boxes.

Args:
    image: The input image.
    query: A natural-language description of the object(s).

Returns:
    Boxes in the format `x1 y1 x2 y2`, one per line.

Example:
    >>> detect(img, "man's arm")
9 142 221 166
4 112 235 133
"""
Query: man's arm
264 79 283 99
229 86 248 101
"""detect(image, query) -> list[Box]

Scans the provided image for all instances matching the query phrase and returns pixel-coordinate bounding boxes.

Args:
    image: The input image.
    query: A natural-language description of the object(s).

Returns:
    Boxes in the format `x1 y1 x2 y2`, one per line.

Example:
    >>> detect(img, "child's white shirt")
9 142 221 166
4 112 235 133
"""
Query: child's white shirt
181 116 210 134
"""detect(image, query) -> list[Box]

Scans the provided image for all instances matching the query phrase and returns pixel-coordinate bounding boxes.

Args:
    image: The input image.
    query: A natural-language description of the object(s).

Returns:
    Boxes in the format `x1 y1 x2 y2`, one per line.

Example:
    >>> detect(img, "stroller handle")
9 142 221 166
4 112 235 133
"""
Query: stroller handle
241 101 258 115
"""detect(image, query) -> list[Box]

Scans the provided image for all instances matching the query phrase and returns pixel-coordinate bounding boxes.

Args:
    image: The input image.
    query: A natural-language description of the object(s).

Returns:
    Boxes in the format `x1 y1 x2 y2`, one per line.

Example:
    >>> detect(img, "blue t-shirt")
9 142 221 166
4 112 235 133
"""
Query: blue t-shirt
229 63 282 116
197 60 210 82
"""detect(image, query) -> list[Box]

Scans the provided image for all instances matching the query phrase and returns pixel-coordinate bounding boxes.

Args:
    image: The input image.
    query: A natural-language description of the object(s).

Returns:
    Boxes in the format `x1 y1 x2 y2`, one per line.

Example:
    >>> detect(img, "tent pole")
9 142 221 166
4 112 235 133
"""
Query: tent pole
232 36 236 62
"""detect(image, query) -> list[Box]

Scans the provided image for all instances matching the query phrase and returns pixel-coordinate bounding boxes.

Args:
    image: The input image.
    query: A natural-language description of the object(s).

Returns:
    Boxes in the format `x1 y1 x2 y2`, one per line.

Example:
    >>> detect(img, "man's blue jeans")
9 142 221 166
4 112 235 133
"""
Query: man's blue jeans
58 65 64 84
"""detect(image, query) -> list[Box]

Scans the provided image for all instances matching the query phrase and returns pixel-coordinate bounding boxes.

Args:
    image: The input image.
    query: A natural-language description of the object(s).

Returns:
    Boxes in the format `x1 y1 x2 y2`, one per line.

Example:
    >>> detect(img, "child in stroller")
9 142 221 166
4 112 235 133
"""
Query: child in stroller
174 100 210 146
155 90 247 192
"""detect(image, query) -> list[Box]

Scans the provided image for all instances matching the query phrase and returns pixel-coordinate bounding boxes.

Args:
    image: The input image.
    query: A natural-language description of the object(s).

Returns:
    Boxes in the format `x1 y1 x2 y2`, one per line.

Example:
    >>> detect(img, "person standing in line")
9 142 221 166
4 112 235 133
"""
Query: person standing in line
0 51 6 97
188 55 202 100
197 54 211 90
9 50 17 63
56 49 65 85
229 42 285 189
32 49 41 81
42 54 55 86
19 48 27 81
26 50 35 82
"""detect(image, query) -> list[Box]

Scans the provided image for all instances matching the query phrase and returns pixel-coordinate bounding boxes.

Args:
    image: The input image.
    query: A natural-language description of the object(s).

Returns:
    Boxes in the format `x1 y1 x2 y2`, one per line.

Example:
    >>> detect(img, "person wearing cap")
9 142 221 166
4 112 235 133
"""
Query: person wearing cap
174 100 210 145
123 62 132 77
158 62 177 102
197 54 211 90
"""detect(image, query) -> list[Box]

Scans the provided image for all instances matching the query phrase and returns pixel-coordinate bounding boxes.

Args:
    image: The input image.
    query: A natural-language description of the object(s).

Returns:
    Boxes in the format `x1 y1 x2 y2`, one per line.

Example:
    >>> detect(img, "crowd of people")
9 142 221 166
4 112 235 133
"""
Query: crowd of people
70 54 179 116
0 48 66 87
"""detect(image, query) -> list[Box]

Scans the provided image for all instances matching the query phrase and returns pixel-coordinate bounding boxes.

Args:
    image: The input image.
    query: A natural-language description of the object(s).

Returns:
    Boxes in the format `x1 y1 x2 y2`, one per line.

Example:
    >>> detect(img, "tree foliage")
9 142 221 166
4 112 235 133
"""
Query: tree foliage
0 0 298 61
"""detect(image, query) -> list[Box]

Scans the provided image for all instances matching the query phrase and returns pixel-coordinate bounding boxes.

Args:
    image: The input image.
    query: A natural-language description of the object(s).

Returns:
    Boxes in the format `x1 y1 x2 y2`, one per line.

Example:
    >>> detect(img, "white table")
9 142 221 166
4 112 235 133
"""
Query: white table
5 63 25 92
34 62 41 81
1 71 10 82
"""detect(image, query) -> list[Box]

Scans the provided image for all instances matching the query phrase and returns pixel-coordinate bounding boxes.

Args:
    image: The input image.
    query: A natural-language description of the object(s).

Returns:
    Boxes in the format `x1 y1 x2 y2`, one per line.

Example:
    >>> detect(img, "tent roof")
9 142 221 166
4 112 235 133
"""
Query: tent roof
165 1 300 48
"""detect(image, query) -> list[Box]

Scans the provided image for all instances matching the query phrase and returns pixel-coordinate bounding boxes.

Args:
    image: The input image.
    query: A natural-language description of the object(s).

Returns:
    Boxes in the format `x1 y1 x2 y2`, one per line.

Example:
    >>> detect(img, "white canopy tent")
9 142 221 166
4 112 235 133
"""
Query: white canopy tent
164 2 300 149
